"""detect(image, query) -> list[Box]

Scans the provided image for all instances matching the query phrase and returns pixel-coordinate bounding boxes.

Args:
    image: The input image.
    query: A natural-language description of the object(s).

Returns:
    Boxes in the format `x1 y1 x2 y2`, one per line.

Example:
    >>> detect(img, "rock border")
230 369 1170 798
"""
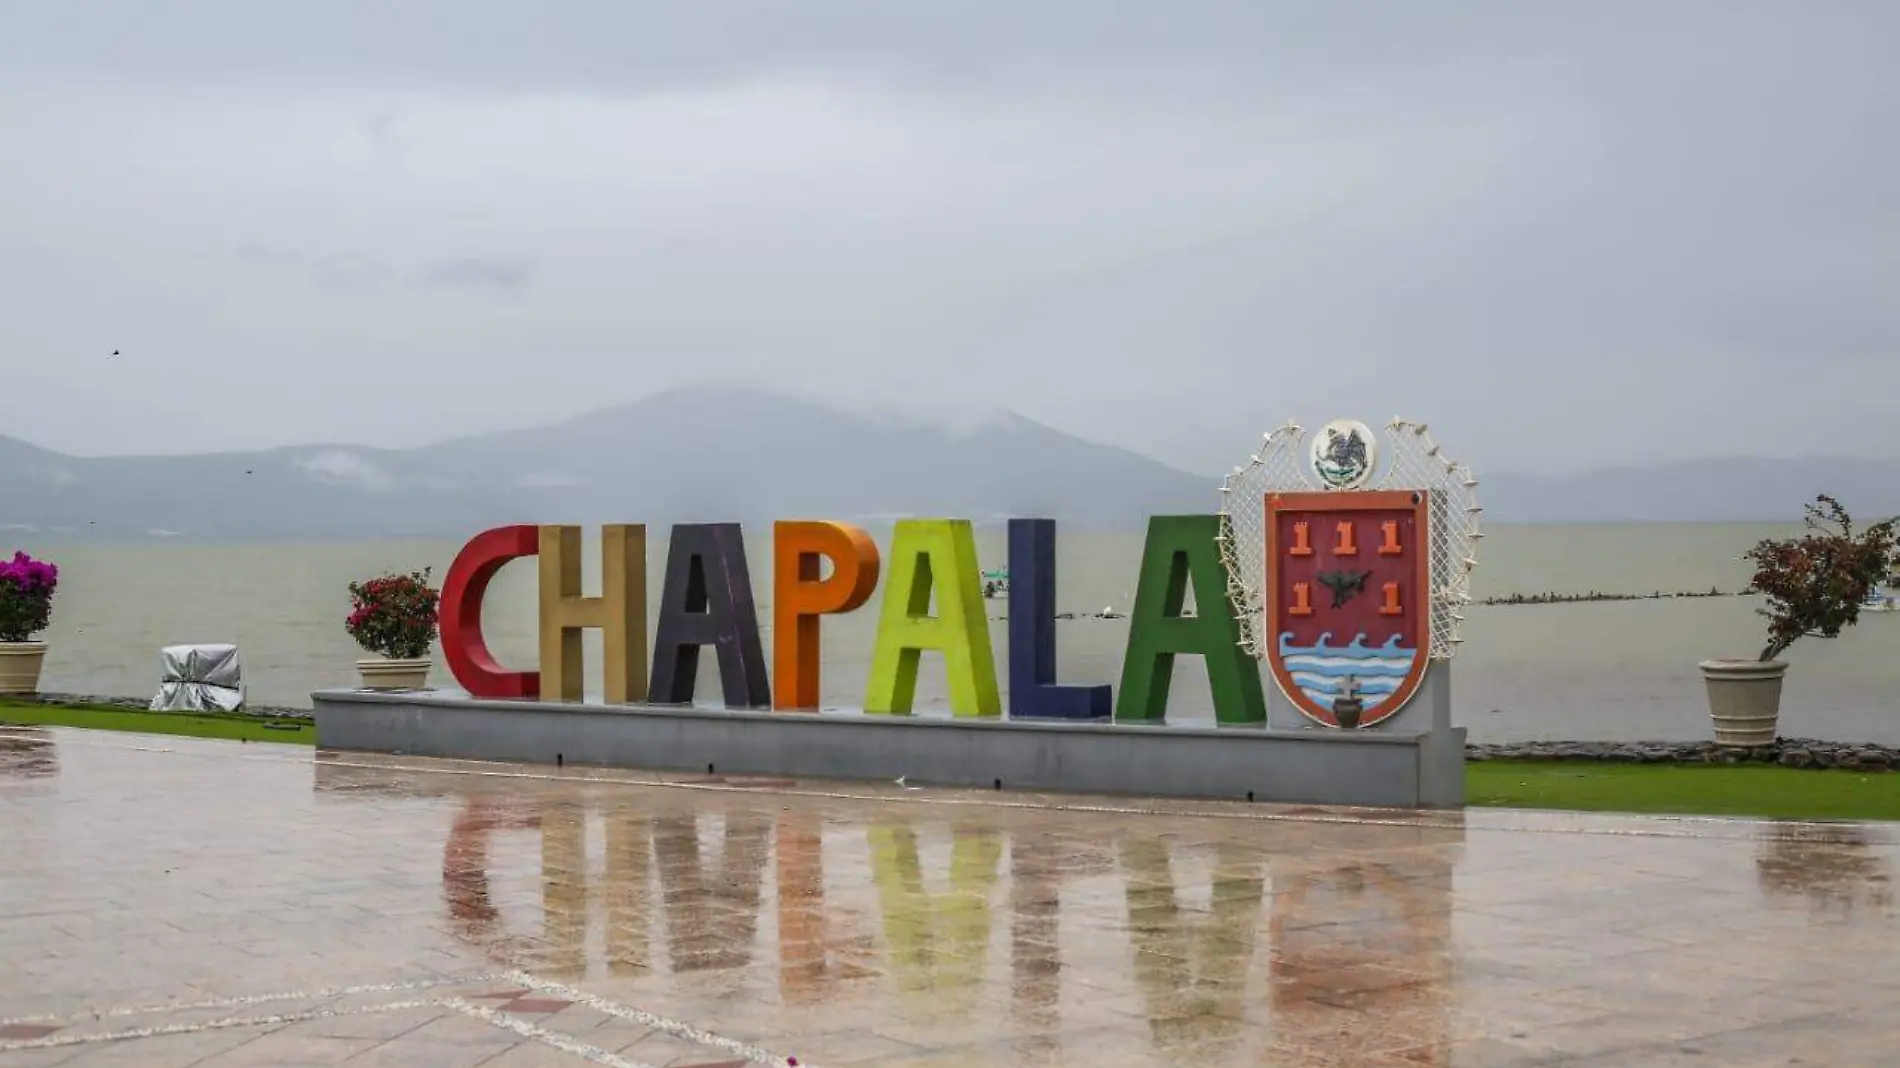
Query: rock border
1467 739 1898 771
18 692 313 721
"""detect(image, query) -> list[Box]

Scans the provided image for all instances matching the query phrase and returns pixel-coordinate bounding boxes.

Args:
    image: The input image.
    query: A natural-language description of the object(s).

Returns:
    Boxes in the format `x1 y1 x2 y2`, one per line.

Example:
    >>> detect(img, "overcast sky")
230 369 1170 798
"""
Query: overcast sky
0 1 1892 475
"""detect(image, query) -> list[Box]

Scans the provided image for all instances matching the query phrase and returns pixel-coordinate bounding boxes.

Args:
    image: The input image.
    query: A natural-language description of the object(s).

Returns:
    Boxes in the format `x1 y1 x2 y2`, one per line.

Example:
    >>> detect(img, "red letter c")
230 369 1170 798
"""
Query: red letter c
440 525 540 699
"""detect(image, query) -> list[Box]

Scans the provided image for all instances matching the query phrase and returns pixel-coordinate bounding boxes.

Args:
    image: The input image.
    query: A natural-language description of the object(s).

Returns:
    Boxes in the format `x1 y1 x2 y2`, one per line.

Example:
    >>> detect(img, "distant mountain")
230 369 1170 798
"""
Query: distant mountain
0 386 1213 539
1481 458 1900 524
2 390 1897 539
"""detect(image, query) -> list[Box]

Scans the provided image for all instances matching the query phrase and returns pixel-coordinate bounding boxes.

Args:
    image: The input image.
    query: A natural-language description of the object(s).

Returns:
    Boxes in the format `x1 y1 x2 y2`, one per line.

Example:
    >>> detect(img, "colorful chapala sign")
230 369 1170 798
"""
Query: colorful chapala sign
437 418 1479 728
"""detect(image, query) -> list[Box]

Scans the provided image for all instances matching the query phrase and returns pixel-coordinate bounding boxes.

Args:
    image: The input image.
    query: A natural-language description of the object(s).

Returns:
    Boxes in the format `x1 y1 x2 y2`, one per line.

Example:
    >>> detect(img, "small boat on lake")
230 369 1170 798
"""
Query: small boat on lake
982 568 1010 599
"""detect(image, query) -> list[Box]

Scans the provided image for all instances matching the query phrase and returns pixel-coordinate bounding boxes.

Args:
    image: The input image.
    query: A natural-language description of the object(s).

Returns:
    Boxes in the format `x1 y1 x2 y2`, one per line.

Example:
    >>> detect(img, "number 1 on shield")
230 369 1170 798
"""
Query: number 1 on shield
1289 521 1313 556
1289 582 1314 616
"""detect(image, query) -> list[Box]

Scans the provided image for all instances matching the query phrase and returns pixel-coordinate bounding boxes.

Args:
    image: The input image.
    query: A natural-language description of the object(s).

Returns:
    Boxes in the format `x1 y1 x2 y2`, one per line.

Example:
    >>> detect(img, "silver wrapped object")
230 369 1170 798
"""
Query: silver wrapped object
150 644 245 712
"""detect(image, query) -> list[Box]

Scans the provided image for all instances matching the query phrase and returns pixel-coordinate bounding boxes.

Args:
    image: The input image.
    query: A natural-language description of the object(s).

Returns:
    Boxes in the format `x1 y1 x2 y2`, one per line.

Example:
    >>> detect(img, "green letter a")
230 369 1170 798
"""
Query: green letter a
1116 514 1265 725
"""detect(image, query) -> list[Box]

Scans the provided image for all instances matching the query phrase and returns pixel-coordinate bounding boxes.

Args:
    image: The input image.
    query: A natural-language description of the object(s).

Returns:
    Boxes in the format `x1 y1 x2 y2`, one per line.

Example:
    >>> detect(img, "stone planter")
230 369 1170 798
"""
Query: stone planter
1700 659 1788 747
356 657 432 691
0 641 48 695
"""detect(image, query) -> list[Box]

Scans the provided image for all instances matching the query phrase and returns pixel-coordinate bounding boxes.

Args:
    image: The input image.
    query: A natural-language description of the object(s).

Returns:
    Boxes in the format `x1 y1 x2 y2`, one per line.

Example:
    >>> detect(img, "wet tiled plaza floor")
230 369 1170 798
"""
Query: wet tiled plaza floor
1 726 1897 1067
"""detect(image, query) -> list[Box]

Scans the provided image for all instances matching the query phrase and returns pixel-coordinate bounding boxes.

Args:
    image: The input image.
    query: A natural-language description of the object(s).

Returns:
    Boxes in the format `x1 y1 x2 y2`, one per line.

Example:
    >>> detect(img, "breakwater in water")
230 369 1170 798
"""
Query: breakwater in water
1477 587 1743 606
1020 589 1748 615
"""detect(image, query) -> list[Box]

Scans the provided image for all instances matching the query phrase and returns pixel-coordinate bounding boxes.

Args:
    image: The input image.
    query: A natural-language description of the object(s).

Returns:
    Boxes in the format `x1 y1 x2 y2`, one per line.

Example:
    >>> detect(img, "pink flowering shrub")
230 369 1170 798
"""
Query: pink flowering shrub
0 551 57 643
345 568 440 660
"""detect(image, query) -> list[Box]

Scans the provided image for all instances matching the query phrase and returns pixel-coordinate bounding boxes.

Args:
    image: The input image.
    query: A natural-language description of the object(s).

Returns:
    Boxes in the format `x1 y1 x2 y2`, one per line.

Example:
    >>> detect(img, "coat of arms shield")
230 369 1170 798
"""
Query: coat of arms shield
1265 490 1431 728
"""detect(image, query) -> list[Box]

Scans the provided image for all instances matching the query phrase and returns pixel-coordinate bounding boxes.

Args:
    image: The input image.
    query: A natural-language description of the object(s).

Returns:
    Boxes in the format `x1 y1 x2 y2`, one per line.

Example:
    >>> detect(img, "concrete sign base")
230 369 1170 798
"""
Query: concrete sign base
312 689 1467 809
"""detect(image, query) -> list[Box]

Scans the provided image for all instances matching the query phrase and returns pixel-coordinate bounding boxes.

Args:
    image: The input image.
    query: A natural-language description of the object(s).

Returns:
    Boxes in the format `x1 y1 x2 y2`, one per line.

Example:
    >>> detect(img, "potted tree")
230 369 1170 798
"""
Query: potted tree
346 568 440 690
1703 496 1897 746
0 551 58 695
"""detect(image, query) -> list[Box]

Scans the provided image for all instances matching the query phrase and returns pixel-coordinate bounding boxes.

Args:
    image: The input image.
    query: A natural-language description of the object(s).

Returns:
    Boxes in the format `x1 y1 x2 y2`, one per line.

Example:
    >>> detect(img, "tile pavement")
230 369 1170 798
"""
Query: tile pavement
1 724 1896 1066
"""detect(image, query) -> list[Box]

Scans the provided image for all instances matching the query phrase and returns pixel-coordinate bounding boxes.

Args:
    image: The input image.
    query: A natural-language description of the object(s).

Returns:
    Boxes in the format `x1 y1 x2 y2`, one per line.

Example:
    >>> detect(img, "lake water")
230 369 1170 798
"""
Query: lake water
11 523 1900 744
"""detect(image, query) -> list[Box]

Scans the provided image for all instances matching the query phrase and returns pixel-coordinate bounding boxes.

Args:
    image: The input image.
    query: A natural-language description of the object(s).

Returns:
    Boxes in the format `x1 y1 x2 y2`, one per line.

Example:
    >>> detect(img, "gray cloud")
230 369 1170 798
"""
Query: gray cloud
0 2 1788 98
0 1 1893 473
417 257 535 294
360 110 417 167
234 242 392 292
234 244 532 295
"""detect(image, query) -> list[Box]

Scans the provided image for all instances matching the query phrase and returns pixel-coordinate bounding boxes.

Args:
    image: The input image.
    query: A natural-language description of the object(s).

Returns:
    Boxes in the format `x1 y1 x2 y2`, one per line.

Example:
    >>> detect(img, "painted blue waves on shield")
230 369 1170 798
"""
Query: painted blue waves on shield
1278 632 1417 710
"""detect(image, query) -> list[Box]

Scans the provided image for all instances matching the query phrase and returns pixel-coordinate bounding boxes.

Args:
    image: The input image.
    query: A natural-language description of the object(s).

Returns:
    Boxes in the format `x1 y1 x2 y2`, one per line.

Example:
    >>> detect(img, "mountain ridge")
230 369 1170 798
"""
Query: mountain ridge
2 388 1897 538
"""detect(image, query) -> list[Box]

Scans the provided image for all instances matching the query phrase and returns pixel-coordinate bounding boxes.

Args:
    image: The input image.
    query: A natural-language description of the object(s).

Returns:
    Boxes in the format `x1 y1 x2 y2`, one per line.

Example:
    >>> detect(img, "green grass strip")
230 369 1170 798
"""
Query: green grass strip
0 700 315 746
1468 760 1900 821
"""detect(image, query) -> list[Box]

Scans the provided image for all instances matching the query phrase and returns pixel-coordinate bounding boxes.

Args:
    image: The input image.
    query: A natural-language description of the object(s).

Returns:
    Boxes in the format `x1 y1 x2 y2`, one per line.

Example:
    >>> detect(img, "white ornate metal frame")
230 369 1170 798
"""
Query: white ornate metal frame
1217 419 1482 661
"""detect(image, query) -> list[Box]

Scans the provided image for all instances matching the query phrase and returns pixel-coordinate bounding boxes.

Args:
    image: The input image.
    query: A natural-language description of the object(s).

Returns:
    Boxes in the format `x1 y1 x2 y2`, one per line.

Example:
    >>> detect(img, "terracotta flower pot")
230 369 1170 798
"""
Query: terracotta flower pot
356 657 432 691
1700 659 1788 747
0 641 48 696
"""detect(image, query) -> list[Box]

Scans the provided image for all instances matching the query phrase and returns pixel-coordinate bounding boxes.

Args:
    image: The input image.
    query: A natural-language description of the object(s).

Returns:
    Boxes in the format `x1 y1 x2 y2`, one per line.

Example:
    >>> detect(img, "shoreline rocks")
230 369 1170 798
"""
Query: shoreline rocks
1466 738 1898 771
19 692 313 721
